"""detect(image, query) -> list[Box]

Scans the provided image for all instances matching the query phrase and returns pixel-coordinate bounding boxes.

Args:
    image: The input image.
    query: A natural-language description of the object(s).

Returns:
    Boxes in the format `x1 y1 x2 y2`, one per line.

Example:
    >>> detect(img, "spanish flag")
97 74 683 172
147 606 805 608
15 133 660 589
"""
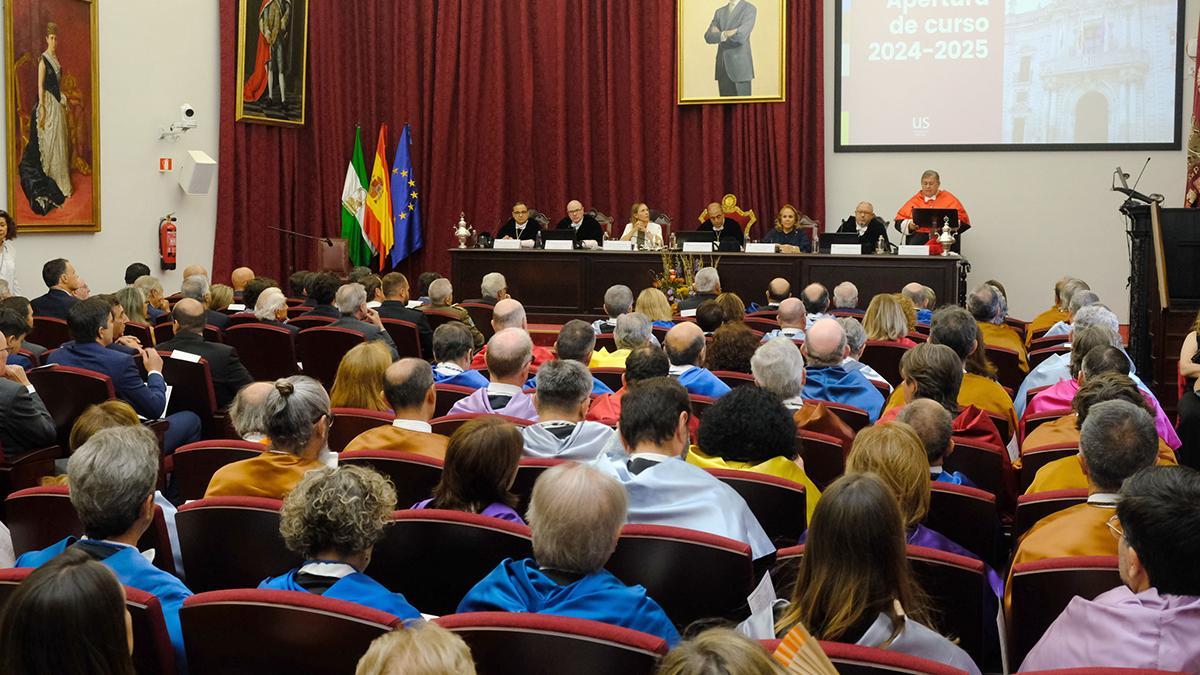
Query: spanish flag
363 124 394 269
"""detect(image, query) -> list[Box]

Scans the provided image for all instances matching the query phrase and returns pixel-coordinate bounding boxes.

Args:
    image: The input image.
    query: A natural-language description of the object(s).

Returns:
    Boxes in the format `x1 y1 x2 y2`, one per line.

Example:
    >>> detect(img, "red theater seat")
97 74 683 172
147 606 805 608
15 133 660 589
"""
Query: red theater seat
175 497 299 592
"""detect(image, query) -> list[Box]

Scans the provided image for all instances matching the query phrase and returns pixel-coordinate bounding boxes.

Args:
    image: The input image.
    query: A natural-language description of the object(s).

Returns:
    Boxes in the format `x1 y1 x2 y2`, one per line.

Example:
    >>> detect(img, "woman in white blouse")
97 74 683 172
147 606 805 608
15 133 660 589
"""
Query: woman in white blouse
0 210 19 295
619 202 663 250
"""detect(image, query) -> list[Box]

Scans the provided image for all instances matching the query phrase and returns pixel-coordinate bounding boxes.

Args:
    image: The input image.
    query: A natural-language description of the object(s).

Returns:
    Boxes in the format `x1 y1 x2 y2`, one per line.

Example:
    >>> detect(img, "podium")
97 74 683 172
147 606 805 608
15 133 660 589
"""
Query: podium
317 238 350 277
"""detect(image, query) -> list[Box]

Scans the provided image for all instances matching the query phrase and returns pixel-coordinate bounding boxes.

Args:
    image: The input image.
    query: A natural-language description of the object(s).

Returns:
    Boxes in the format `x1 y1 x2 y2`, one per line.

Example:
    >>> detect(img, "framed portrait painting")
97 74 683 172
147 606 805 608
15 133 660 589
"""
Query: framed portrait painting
4 0 100 233
236 0 309 126
677 0 786 104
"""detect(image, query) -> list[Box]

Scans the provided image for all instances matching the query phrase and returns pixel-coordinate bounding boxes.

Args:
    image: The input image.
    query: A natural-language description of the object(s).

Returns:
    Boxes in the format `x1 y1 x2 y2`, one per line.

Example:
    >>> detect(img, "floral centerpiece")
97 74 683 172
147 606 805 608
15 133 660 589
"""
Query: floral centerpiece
652 253 720 310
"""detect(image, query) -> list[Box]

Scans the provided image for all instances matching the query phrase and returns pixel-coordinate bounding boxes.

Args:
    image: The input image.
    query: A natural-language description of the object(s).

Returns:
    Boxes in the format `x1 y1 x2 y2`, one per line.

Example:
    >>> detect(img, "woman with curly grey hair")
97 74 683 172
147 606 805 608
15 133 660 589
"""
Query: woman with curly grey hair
259 464 421 618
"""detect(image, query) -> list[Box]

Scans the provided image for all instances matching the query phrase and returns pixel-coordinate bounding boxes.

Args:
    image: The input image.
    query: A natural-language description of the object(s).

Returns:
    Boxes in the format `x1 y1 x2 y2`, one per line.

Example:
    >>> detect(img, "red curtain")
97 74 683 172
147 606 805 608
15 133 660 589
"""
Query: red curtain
215 0 824 281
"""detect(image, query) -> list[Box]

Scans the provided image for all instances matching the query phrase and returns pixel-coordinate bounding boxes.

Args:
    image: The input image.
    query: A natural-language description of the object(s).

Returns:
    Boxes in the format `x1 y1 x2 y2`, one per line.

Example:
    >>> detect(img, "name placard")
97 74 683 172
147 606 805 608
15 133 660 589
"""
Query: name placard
544 239 574 251
493 239 521 250
603 240 633 251
745 243 775 253
683 242 713 253
898 245 931 256
830 244 861 256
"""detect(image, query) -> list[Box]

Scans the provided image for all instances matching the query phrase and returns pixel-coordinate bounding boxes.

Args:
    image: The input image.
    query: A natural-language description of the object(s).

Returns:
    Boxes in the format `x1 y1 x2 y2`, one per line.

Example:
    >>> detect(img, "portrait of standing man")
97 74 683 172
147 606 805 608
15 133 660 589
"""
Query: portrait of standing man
678 0 783 104
704 0 757 97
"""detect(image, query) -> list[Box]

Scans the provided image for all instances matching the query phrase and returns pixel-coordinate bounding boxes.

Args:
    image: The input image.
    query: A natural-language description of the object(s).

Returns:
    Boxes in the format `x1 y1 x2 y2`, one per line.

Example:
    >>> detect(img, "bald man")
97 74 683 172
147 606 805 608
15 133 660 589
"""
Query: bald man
469 298 555 370
801 283 833 330
902 282 935 325
555 200 605 247
230 267 255 301
698 202 745 251
449 328 538 420
749 278 790 313
157 298 253 408
664 322 731 398
837 201 890 254
801 318 884 421
761 297 806 341
344 358 450 459
229 381 273 443
181 264 208 281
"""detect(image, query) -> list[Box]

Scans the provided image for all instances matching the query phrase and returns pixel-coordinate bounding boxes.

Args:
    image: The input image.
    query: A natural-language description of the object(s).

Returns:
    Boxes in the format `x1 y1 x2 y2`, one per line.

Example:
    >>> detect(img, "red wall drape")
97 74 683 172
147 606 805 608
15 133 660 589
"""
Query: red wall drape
215 0 823 282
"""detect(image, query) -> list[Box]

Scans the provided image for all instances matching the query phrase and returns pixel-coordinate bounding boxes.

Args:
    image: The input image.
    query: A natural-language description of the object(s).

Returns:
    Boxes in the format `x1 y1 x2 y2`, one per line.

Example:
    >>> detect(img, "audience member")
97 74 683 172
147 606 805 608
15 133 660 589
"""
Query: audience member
114 286 149 327
897 399 973 487
689 385 820 520
593 284 634 333
15 426 192 668
355 622 477 675
746 277 791 314
0 297 43 358
695 300 726 335
714 292 746 324
0 318 54 457
801 283 832 330
412 416 523 522
349 266 373 284
301 272 341 318
522 360 616 461
1020 466 1200 672
375 272 433 357
801 319 884 422
863 294 915 346
329 341 393 412
422 278 485 349
599 378 772 560
30 257 82 319
591 312 655 367
774 472 981 675
458 461 680 644
230 266 255 300
331 283 399 358
431 322 489 388
290 270 313 302
205 376 330 498
547 319 613 395
469 298 554 369
416 272 442 306
1041 289 1100 341
133 274 169 321
968 283 1026 371
229 381 273 444
704 321 760 374
635 287 675 328
96 293 142 354
678 267 721 312
125 261 151 285
448 328 537 420
0 307 34 369
752 337 854 451
658 628 788 675
0 547 136 674
344 358 449 459
587 345 671 428
901 282 935 325
361 274 384 306
837 316 891 392
665 321 731 397
1025 277 1089 346
468 271 508 305
179 274 230 329
240 275 277 311
833 281 860 313
760 297 806 341
253 286 298 334
208 283 234 312
260 465 421 618
157 298 254 408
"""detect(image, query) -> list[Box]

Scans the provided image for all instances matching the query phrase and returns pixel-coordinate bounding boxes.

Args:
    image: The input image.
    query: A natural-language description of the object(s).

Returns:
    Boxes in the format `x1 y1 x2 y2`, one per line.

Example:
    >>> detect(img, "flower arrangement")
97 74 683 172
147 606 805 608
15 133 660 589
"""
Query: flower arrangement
652 253 720 310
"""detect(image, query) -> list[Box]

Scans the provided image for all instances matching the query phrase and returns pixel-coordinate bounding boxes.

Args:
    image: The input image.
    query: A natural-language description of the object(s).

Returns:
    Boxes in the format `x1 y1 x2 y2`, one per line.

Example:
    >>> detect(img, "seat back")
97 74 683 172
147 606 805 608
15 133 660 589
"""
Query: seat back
222 324 299 381
1014 489 1089 538
590 367 626 392
6 485 79 555
176 497 299 592
1019 443 1079 493
1009 556 1121 667
942 438 1007 499
27 365 115 450
906 545 990 664
423 308 467 332
171 440 264 501
437 612 669 675
28 316 70 349
434 383 477 418
797 430 846 491
124 322 155 346
986 346 1026 393
926 482 1001 567
711 370 757 389
459 302 496 342
288 315 336 330
688 394 716 419
224 313 259 328
328 407 393 452
380 318 424 359
202 324 223 343
510 457 564 517
159 351 218 421
297 326 367 389
706 469 807 546
859 341 911 386
742 316 777 333
153 321 175 345
1028 344 1070 370
819 641 973 674
339 450 444 507
770 544 805 598
594 333 617 352
180 589 401 675
369 509 533 615
1021 410 1070 445
606 524 754 627
430 412 532 437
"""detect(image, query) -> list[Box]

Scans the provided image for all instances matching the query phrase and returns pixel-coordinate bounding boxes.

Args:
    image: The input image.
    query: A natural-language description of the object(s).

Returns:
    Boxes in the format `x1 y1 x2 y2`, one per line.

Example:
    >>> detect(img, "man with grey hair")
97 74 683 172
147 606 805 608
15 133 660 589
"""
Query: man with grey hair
593 284 634 334
752 337 855 449
345 358 449 459
522 360 616 461
664 321 730 397
229 381 273 442
1009 400 1158 597
902 281 935 324
15 426 193 666
838 316 891 392
1026 277 1090 347
470 298 554 369
330 283 398 358
801 318 884 421
969 283 1026 371
469 272 508 306
761 297 806 341
1041 290 1101 341
134 274 170 322
591 312 655 368
677 267 721 312
421 277 484 349
458 461 679 644
253 286 298 334
431 322 488 389
181 273 230 329
449 328 537 420
833 281 860 312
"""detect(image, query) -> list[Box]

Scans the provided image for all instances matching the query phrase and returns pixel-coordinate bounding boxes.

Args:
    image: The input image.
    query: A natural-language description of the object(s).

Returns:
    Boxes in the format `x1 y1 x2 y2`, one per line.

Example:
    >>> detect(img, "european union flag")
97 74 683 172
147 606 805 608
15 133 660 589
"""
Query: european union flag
389 123 424 266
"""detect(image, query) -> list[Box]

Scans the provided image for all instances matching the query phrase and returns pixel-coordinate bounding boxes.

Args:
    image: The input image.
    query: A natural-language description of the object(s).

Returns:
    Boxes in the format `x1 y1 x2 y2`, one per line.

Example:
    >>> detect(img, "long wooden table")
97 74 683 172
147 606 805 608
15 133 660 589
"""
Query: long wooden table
450 248 968 320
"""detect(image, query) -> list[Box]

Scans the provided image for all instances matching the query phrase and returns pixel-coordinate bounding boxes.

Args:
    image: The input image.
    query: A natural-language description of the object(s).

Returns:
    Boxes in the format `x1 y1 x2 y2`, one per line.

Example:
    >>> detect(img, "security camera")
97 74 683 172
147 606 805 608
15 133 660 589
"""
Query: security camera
179 104 197 129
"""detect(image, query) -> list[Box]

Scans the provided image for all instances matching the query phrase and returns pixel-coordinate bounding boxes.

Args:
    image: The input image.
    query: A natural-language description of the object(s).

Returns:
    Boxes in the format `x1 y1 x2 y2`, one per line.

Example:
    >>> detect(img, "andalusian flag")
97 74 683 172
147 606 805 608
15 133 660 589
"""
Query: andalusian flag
389 124 424 266
339 127 373 267
363 124 394 269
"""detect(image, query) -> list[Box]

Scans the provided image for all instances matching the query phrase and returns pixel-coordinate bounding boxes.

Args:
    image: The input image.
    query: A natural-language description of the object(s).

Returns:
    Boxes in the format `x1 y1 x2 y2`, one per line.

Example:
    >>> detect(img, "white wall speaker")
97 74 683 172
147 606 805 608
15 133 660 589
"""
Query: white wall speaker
178 150 216 195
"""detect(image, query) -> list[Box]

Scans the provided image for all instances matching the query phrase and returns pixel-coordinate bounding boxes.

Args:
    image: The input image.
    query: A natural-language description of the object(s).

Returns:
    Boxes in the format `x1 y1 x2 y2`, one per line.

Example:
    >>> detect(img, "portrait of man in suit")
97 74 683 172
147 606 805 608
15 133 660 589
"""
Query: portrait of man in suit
678 0 784 104
704 0 757 96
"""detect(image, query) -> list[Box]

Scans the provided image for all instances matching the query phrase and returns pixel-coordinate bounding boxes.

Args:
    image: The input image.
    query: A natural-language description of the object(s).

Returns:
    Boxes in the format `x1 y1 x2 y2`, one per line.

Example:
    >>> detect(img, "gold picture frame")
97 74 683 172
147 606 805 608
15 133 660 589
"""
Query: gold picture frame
677 0 787 105
235 0 309 126
4 0 101 233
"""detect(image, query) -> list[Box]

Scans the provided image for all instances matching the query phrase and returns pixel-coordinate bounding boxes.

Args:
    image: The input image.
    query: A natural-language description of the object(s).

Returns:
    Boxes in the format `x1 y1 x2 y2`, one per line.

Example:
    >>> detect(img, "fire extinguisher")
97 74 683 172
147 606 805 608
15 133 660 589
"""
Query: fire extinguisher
159 213 177 271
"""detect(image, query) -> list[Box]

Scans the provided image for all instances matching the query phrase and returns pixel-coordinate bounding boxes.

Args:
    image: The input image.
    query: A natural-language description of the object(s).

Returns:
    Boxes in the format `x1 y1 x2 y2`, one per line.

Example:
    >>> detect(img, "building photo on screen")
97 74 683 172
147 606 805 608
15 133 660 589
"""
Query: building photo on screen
836 0 1184 150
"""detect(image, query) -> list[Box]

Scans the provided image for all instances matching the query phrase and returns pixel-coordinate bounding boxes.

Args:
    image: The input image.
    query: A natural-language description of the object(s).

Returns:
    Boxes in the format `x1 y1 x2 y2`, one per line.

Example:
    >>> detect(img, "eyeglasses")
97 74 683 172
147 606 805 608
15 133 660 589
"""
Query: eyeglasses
1106 514 1124 541
314 411 335 429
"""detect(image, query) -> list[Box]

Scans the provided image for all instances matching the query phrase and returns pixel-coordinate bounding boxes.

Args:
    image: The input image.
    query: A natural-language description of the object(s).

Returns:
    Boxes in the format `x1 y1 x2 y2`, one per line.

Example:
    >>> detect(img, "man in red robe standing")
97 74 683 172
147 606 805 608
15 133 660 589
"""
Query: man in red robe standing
895 170 970 253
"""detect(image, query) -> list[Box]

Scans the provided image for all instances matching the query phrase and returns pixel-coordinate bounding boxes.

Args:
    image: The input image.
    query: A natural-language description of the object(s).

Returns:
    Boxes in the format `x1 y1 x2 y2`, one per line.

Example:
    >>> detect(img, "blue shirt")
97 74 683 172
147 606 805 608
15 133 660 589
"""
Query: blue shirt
259 564 421 619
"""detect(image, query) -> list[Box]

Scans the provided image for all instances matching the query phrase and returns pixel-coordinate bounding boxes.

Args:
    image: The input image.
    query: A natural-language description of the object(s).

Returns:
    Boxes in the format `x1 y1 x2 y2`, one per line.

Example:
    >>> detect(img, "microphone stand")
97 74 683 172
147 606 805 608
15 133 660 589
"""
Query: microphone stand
267 226 334 276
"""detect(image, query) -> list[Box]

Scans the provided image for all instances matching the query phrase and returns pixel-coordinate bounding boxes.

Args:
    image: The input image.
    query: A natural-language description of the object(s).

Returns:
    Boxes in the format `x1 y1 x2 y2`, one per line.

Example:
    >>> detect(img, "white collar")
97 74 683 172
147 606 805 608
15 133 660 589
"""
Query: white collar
668 363 695 376
930 465 944 475
436 362 465 375
487 382 524 396
780 326 804 335
571 219 582 229
922 191 940 202
781 395 806 410
242 433 267 443
392 419 432 433
299 561 357 578
629 451 675 464
1087 493 1121 507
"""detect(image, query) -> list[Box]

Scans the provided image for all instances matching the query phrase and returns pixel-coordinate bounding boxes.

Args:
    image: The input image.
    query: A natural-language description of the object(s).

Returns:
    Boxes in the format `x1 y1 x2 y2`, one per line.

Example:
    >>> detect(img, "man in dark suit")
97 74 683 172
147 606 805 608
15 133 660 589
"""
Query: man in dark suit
331 283 399 359
47 298 201 453
253 287 300 335
157 298 254 408
300 272 341 319
376 272 433 358
230 267 255 303
0 319 55 456
495 202 542 241
704 0 757 97
555 200 605 247
677 267 722 312
30 258 84 320
464 272 508 307
180 275 230 330
837 201 891 254
697 203 745 251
